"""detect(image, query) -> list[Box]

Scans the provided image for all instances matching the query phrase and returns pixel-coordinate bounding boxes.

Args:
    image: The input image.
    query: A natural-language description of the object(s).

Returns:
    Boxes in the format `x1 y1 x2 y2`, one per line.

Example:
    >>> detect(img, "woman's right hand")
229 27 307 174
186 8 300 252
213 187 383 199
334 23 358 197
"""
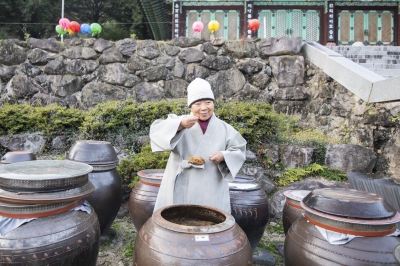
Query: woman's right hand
178 115 198 131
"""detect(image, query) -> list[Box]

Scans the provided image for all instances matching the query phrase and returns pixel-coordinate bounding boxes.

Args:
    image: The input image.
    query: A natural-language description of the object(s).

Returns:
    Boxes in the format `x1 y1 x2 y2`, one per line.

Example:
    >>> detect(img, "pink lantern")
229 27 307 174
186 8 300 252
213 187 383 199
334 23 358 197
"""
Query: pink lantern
192 21 204 37
59 18 71 31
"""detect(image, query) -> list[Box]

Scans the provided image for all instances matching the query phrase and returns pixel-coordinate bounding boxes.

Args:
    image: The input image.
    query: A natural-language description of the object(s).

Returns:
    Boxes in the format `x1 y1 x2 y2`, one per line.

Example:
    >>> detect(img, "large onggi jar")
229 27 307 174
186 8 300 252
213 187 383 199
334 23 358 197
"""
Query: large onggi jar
229 174 269 250
282 190 311 234
133 204 252 266
128 169 163 231
0 160 100 265
66 140 122 234
0 205 100 265
285 188 400 266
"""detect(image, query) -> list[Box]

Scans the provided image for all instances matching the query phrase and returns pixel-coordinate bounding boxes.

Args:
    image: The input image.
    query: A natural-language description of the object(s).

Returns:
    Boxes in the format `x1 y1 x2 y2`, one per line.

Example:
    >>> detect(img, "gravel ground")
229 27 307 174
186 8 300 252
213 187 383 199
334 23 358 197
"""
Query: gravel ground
96 203 285 266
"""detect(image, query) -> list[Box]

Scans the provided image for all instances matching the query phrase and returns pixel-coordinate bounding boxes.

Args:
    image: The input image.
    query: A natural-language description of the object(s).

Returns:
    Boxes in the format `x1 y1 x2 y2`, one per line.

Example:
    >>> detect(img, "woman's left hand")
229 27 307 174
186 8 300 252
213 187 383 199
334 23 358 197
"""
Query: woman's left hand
209 151 224 164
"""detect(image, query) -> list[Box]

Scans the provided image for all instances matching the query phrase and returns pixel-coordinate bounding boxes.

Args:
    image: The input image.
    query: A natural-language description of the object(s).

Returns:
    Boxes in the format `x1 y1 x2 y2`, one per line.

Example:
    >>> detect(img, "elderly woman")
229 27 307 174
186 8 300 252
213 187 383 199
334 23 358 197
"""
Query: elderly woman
150 78 247 213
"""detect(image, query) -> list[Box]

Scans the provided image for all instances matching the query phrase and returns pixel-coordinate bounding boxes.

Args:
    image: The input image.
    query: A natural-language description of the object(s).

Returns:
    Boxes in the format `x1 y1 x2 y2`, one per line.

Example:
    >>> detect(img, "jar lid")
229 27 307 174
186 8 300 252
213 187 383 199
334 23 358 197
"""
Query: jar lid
137 169 164 186
66 140 119 166
0 200 83 218
1 151 37 164
229 182 260 191
0 160 93 192
301 201 400 236
0 181 95 204
230 174 256 183
284 190 311 203
302 188 396 220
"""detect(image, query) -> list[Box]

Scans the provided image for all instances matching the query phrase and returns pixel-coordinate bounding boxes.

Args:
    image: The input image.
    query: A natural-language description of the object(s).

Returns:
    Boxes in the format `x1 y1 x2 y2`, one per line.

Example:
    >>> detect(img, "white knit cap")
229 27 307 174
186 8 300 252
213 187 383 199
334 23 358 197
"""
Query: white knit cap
187 78 215 107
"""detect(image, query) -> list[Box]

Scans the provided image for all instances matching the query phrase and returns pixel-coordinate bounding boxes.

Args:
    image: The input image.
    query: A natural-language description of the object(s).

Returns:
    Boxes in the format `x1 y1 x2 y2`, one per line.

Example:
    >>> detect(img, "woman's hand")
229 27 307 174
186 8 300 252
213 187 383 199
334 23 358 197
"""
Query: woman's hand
178 115 198 131
209 151 224 164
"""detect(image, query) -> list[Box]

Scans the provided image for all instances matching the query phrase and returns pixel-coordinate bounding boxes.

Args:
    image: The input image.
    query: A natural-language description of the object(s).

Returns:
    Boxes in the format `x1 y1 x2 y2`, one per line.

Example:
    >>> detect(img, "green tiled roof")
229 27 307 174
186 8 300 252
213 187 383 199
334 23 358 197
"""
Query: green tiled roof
138 0 171 40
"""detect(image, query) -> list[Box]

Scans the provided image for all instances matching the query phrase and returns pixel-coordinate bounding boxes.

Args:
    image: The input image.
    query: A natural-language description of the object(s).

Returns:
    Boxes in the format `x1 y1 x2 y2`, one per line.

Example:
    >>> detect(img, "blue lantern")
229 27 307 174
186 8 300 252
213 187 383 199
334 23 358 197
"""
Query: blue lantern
80 24 91 35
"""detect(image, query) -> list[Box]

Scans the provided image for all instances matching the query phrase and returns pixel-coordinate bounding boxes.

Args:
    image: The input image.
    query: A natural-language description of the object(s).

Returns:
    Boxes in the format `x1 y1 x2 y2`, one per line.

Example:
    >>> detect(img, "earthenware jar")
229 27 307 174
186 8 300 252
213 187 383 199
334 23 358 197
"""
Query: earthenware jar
284 188 400 266
282 190 311 234
0 160 100 265
0 204 100 265
133 204 252 265
229 174 269 250
66 140 122 234
128 169 163 231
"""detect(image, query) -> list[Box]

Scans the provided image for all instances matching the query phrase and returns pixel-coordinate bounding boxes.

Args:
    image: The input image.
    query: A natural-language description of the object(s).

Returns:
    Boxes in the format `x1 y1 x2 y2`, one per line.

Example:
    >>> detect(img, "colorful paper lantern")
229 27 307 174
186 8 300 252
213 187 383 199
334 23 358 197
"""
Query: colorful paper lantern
55 25 67 36
207 20 220 33
192 21 204 36
67 21 80 34
80 24 91 35
248 19 260 32
90 23 102 36
59 18 70 31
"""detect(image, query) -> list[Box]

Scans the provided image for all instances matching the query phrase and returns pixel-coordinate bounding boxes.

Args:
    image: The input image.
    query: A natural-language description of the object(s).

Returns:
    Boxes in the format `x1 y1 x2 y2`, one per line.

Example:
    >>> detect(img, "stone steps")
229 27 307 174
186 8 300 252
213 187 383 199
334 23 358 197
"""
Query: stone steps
326 46 400 78
337 54 396 58
359 63 400 69
349 59 400 63
329 46 400 52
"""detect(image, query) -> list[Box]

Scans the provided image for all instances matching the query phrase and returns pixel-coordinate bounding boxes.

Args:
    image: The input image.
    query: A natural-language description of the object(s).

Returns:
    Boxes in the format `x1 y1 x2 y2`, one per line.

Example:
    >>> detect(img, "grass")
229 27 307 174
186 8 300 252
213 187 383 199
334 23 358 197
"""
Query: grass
266 221 285 235
256 221 285 265
112 221 121 230
123 239 135 257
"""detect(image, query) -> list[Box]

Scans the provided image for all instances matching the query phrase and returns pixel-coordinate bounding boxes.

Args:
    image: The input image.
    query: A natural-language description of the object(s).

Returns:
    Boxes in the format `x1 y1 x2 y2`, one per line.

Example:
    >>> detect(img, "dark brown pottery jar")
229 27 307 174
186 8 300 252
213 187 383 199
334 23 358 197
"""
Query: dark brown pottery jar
133 204 252 266
0 160 100 265
282 190 311 234
66 140 123 234
229 174 269 250
128 169 163 231
0 151 36 164
285 188 400 266
0 205 100 265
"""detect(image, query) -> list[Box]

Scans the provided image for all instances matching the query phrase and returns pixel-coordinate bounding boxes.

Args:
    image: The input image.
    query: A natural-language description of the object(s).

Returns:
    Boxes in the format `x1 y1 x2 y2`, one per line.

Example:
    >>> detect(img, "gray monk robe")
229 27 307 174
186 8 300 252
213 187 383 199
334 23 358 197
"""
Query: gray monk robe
150 113 246 213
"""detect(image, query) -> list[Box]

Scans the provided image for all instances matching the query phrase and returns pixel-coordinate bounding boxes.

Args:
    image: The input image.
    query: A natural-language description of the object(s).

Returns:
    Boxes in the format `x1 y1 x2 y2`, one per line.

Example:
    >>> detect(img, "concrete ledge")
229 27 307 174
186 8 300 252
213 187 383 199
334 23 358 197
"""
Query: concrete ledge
371 76 400 102
302 42 385 102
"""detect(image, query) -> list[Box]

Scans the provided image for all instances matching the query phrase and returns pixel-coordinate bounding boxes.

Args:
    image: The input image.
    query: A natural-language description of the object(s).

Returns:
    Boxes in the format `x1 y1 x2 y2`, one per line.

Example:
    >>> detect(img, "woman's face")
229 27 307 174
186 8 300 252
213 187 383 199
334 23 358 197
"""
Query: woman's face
190 100 214 121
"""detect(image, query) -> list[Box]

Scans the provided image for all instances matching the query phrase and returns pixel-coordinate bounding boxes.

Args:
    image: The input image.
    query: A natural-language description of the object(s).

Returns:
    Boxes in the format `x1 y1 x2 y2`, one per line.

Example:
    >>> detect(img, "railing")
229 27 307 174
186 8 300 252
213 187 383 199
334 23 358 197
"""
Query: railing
302 42 400 103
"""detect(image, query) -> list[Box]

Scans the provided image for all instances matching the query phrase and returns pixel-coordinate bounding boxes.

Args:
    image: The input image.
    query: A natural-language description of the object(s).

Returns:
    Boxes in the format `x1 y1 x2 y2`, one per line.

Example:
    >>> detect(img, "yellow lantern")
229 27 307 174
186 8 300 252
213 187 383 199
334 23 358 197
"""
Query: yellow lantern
208 20 220 33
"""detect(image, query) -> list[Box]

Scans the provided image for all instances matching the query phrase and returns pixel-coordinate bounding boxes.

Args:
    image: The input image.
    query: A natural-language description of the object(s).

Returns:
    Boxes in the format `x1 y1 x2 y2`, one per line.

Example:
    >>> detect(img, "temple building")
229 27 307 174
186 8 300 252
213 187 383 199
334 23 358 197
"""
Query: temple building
138 0 399 45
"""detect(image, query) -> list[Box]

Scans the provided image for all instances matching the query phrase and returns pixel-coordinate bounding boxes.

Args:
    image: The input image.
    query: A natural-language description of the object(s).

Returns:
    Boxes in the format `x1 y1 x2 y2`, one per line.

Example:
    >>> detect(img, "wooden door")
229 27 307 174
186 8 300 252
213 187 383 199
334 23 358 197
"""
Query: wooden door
257 9 320 42
338 10 394 45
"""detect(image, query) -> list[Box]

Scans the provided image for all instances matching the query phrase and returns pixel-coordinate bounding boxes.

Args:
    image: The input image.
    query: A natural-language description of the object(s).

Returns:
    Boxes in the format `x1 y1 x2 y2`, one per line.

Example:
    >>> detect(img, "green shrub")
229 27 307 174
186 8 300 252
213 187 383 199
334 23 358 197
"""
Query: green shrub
0 103 85 151
277 163 347 187
215 101 294 149
82 100 189 152
116 144 170 191
0 104 85 136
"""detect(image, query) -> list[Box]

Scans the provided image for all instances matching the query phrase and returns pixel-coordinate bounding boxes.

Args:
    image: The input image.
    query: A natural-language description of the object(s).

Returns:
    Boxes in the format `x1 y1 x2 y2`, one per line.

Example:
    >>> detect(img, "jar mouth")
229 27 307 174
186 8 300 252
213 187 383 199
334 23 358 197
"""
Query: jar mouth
137 169 164 186
153 204 235 233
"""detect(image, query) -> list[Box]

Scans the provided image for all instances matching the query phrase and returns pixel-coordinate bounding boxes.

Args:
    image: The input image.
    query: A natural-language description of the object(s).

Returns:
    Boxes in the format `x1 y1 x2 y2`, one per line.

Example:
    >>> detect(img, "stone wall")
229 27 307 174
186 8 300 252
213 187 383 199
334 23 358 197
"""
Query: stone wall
0 36 399 180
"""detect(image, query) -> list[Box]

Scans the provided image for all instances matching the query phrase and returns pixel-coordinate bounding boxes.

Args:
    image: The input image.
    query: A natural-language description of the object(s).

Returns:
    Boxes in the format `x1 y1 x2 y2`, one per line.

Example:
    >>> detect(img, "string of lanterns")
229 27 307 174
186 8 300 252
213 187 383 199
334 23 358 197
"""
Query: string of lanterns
191 19 260 36
56 18 102 37
56 18 259 38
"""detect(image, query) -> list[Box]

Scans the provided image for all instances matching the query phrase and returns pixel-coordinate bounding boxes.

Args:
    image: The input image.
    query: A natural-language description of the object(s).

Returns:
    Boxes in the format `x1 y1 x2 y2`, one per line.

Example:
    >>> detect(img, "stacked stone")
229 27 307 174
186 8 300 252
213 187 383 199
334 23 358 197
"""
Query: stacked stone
0 36 304 112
